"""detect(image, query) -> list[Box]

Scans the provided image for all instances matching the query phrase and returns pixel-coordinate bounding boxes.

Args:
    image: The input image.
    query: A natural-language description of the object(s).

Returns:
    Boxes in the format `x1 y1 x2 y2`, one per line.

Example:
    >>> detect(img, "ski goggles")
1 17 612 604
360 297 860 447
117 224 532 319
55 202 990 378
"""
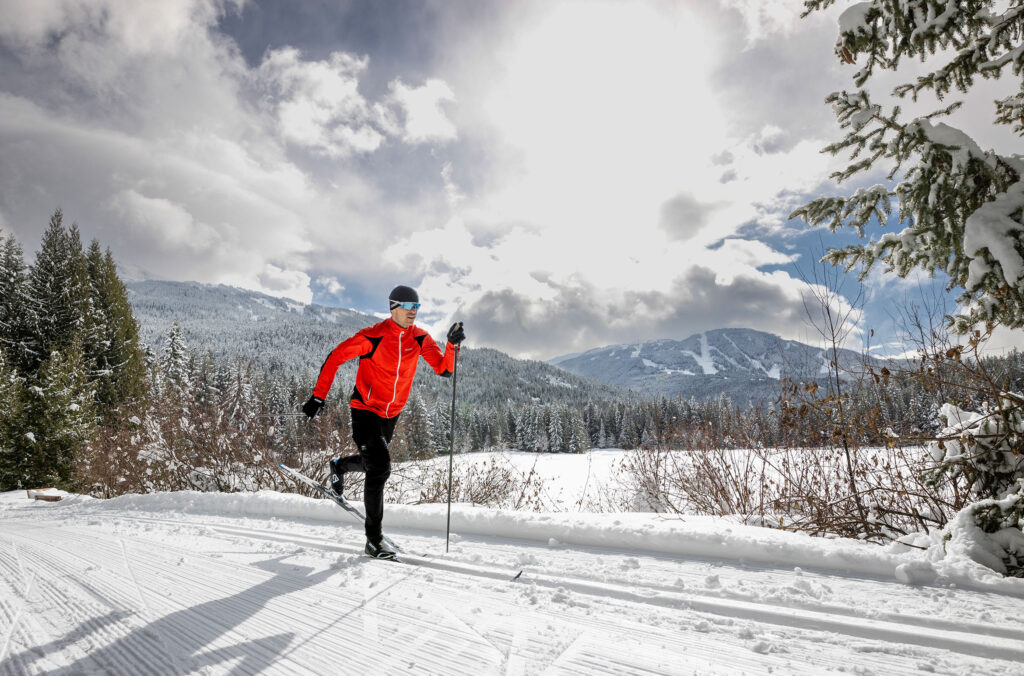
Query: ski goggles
390 300 421 311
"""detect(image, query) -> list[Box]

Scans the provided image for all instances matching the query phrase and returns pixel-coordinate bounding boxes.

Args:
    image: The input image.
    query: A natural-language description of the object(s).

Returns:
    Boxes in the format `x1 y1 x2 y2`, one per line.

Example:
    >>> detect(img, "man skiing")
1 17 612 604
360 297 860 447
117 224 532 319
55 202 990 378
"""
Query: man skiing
301 285 465 560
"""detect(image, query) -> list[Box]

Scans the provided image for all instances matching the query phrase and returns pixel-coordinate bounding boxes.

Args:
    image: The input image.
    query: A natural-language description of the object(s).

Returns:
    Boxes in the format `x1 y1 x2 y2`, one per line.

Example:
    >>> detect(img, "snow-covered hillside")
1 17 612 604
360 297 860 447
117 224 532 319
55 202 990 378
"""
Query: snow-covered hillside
126 280 624 408
552 328 884 406
2 451 1023 675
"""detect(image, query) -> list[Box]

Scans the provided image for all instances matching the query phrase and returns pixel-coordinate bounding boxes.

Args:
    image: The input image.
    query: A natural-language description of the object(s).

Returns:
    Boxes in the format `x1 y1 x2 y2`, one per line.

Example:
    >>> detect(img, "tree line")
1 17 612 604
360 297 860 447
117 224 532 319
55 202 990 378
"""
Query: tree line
1 211 145 490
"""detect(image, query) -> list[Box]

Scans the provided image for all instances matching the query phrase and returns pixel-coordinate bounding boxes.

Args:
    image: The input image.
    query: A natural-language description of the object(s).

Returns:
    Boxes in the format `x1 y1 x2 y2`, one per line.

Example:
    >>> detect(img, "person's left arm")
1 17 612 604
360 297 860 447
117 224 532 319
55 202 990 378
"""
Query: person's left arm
419 322 465 376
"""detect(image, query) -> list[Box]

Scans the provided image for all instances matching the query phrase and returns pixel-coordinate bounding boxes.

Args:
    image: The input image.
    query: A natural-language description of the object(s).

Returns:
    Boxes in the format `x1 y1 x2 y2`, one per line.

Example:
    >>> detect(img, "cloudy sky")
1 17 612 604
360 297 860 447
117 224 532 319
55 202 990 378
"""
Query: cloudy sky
0 0 1019 359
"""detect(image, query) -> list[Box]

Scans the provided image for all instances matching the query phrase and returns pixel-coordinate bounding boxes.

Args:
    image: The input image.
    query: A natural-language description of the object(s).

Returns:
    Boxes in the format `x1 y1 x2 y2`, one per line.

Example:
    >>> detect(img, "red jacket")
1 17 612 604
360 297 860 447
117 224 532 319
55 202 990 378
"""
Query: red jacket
313 318 455 419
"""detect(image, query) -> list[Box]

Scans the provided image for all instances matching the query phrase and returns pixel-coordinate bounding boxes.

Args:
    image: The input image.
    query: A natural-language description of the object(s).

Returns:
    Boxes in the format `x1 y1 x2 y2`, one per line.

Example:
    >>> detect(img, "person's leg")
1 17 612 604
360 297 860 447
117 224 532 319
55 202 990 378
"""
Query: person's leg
350 409 398 544
329 417 367 494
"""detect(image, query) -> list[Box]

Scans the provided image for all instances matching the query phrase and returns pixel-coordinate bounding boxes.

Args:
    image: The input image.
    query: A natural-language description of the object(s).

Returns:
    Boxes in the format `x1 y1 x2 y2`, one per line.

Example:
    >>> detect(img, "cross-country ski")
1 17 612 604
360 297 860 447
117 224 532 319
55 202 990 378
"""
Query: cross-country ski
276 462 402 560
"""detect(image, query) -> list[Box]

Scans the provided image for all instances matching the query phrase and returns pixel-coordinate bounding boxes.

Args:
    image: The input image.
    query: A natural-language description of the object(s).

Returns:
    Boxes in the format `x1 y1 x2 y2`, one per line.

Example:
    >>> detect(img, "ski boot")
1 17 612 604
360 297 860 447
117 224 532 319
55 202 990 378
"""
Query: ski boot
365 538 398 561
329 458 345 496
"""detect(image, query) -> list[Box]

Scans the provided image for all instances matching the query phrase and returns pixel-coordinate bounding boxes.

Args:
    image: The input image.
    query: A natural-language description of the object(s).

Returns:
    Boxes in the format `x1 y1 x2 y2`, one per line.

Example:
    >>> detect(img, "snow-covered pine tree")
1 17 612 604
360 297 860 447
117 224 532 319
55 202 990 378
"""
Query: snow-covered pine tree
0 232 35 376
794 1 1024 331
566 407 588 453
85 241 146 414
19 338 96 489
0 347 25 490
547 405 564 453
26 212 94 375
431 400 451 454
224 358 255 426
402 393 433 459
160 321 192 397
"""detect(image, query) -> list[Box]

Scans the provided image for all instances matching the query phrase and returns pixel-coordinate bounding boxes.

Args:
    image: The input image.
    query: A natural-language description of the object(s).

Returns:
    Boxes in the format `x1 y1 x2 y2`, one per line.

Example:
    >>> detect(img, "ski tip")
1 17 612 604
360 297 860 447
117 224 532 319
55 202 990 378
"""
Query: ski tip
511 569 523 581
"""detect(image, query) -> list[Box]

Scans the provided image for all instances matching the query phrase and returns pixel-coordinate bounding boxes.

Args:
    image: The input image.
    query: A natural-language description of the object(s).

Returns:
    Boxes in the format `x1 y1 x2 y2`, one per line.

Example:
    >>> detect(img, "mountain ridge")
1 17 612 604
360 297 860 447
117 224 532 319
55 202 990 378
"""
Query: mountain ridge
550 327 881 405
125 280 626 407
126 281 876 407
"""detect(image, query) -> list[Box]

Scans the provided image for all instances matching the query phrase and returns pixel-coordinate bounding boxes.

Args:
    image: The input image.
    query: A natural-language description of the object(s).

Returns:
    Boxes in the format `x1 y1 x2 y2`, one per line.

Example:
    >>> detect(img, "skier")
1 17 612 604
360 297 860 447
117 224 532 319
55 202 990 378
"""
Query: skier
301 285 465 559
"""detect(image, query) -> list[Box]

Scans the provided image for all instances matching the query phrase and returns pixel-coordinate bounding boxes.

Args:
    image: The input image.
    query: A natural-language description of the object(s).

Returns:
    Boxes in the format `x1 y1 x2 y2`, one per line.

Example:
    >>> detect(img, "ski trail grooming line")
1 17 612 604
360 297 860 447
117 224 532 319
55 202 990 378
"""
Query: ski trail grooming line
94 513 1018 643
6 529 266 673
0 571 35 663
119 537 190 674
11 539 27 586
120 538 152 617
275 560 428 665
106 514 1024 661
5 525 377 674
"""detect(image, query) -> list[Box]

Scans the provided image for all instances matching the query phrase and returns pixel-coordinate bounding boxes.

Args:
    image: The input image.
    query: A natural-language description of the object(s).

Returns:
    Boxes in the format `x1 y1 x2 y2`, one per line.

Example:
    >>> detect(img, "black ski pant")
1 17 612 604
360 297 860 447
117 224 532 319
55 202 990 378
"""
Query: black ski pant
336 408 399 544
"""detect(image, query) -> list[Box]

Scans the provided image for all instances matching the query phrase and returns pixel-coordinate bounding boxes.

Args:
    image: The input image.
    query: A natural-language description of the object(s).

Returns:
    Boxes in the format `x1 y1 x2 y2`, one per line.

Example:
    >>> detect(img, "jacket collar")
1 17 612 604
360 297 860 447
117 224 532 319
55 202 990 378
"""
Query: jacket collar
387 318 413 333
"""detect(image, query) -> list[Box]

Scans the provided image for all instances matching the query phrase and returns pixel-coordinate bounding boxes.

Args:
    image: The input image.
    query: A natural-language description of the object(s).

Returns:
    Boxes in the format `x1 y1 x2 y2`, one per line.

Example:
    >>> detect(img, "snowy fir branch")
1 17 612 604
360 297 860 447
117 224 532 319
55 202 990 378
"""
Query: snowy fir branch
797 0 1024 332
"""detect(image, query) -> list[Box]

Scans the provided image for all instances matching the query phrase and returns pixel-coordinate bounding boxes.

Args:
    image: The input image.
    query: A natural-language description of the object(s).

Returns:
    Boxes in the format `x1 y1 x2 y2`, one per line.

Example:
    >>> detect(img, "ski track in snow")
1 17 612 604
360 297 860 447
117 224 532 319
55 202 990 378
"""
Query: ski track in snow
2 495 1024 675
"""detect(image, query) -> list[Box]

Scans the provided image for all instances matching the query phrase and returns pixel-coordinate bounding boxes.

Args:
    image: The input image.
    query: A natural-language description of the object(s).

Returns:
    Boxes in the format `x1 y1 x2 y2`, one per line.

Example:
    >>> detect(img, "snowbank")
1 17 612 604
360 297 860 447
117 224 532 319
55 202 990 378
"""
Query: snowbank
25 488 1023 595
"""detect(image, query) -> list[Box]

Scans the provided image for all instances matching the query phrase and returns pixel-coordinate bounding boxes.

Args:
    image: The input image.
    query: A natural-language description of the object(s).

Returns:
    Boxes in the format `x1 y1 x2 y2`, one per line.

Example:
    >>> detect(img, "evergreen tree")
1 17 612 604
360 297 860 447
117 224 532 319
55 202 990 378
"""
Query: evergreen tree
0 347 25 489
0 232 34 375
19 339 96 489
26 212 93 374
400 393 433 459
566 408 588 453
548 406 564 453
86 242 147 412
431 401 451 454
223 359 254 423
794 1 1024 331
160 321 192 396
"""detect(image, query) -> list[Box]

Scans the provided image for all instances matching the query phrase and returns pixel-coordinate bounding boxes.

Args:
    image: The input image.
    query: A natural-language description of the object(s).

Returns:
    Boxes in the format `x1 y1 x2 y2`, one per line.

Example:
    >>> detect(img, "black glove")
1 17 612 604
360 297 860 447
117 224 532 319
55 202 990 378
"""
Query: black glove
447 321 465 346
302 396 324 419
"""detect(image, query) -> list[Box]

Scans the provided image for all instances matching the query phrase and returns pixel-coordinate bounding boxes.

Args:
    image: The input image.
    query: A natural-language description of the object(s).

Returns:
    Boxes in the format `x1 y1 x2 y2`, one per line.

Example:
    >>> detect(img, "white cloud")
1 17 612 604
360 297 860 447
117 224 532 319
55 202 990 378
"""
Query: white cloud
716 0 808 43
366 1 854 357
389 78 457 143
255 48 460 157
111 190 222 252
0 0 235 51
254 263 313 304
1 0 965 358
257 48 389 157
0 0 464 304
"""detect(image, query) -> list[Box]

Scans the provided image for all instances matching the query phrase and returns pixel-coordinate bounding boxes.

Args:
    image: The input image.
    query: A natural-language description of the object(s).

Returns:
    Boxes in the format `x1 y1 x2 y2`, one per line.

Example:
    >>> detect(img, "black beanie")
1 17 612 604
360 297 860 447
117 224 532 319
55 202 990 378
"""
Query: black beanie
388 285 419 307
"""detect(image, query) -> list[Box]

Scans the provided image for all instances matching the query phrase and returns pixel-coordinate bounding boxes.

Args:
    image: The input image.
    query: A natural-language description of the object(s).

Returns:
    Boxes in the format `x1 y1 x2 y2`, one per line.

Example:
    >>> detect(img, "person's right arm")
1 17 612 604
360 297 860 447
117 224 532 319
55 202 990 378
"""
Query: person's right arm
312 333 372 400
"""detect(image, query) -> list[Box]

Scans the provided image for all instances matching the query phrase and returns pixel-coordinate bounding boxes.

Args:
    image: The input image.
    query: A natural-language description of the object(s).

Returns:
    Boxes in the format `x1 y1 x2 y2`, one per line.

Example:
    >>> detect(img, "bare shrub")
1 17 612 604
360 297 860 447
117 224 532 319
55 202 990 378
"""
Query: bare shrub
622 435 950 542
389 454 548 511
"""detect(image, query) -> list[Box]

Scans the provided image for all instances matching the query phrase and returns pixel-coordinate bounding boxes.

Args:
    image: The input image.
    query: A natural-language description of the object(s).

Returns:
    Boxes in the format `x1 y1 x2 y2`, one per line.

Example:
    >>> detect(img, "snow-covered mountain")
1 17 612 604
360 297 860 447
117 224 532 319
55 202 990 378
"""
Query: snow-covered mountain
126 280 624 405
552 328 878 405
127 280 374 378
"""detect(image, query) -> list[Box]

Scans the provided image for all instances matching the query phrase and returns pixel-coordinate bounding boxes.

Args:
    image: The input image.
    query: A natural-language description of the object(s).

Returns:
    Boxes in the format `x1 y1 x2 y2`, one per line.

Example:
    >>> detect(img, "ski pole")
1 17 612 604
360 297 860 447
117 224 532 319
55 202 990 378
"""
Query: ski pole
445 343 461 553
256 412 307 419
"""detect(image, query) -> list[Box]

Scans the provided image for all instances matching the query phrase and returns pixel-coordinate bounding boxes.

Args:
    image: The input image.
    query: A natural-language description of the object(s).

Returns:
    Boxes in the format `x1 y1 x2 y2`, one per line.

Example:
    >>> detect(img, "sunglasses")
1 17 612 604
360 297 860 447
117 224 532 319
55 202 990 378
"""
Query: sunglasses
391 301 421 311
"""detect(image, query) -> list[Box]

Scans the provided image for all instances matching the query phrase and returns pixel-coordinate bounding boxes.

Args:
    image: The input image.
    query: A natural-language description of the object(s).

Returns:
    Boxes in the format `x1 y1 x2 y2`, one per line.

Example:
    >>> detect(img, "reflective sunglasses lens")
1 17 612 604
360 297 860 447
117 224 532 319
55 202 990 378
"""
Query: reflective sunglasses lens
400 302 420 310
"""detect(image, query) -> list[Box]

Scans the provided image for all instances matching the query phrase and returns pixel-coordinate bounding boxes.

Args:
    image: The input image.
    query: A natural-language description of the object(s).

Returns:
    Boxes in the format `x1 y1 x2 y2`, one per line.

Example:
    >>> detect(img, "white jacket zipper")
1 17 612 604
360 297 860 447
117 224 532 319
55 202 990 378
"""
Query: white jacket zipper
386 330 404 417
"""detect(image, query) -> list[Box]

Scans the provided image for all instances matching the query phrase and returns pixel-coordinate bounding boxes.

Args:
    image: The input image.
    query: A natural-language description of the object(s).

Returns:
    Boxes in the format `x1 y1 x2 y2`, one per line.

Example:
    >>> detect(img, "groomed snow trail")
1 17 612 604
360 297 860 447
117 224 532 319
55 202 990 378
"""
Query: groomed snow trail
1 492 1023 675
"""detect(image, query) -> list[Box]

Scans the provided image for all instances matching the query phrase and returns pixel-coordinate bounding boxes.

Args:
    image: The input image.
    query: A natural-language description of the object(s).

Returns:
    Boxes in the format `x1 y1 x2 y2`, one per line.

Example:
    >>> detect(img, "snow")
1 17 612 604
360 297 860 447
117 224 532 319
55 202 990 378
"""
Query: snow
2 450 1024 674
837 2 873 37
964 166 1024 289
681 333 719 376
641 358 693 376
543 375 574 389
